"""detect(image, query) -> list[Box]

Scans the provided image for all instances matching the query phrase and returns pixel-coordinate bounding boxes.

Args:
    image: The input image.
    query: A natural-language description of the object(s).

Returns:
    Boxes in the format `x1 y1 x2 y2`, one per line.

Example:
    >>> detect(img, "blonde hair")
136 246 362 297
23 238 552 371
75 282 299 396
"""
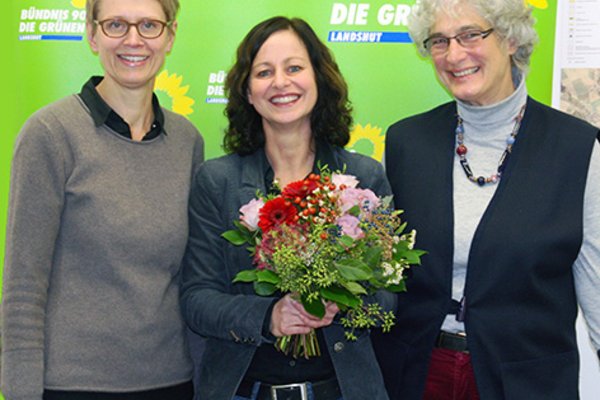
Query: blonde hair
86 0 180 27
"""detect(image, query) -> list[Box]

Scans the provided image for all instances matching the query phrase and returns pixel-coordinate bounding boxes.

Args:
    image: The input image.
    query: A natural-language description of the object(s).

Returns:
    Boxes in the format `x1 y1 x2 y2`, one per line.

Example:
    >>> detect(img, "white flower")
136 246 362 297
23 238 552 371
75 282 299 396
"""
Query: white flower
383 261 405 285
400 230 417 249
382 262 394 277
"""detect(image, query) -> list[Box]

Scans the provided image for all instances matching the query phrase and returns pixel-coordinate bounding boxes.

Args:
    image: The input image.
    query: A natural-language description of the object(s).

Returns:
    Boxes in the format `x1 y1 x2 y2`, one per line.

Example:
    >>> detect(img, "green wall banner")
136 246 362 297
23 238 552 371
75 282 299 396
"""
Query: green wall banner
3 0 556 162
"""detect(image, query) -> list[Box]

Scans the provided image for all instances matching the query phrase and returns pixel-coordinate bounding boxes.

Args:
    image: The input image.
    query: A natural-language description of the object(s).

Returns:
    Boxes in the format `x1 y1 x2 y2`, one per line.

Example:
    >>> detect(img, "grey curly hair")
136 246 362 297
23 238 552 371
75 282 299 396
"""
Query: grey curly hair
407 0 538 74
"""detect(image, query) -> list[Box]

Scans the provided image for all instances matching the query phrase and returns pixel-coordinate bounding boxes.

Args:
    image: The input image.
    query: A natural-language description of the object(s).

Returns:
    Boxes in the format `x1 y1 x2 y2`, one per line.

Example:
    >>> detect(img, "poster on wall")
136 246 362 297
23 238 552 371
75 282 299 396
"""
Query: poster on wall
552 0 600 128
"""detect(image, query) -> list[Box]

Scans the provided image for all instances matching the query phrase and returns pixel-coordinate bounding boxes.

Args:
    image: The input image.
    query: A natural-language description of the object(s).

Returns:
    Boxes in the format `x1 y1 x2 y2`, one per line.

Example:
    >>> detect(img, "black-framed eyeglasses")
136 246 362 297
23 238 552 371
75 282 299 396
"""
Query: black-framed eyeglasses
94 18 172 39
423 28 494 55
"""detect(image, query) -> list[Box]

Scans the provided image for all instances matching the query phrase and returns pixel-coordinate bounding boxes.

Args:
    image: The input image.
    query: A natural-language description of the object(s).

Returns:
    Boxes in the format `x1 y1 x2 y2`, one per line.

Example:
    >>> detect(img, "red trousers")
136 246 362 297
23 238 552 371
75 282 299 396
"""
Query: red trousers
422 348 480 400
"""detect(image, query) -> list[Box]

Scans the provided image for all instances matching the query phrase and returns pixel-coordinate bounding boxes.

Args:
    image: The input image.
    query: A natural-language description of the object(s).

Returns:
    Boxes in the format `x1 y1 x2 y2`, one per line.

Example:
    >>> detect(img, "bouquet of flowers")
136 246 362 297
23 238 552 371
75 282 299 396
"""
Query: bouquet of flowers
223 166 425 358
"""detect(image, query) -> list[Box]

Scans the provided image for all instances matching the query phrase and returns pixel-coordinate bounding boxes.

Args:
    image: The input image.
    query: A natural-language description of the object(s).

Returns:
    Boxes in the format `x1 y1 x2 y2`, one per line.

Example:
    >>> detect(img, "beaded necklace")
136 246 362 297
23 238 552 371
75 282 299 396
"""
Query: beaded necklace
455 105 526 186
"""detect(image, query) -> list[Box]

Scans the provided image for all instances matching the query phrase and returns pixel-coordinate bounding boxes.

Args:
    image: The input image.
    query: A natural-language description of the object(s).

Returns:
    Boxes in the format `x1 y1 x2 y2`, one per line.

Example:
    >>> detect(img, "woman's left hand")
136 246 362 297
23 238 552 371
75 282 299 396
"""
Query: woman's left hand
290 299 340 329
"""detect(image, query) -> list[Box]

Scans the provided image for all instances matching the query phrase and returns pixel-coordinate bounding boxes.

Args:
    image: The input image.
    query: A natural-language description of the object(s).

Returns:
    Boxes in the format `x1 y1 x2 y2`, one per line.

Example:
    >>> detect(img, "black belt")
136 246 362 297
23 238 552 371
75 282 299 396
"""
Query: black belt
435 331 469 353
236 377 341 400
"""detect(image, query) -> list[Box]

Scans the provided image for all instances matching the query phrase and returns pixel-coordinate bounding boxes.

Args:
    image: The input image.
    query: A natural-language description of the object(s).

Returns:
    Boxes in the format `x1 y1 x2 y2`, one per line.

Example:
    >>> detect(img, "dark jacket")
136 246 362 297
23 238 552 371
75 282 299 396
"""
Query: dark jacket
373 97 598 400
181 142 393 400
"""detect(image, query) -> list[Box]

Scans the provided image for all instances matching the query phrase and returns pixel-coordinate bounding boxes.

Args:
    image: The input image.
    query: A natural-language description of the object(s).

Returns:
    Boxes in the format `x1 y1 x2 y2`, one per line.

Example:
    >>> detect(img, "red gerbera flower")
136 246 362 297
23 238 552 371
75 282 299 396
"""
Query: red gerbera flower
258 197 298 233
281 179 319 200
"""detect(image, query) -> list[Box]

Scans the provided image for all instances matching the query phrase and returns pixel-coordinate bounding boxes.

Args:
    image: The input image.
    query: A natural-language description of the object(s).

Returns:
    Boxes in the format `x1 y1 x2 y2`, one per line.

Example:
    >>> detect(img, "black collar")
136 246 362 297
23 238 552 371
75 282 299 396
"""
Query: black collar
78 76 165 140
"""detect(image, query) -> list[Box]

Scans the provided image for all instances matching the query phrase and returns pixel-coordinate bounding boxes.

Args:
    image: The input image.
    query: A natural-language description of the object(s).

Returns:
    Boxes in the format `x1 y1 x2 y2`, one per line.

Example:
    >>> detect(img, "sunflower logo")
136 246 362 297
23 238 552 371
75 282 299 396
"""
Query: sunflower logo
154 70 195 116
347 123 385 161
527 0 547 9
71 0 86 8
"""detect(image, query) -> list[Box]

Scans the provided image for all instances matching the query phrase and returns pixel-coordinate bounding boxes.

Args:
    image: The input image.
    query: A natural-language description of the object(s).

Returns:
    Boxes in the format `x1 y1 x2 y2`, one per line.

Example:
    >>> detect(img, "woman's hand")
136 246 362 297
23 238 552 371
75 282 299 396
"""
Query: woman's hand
270 294 340 337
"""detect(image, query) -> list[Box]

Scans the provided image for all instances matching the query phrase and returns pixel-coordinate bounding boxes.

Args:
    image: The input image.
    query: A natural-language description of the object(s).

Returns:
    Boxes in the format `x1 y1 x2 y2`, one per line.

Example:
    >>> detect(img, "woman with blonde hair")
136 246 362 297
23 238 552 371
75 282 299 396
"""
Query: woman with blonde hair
1 0 203 399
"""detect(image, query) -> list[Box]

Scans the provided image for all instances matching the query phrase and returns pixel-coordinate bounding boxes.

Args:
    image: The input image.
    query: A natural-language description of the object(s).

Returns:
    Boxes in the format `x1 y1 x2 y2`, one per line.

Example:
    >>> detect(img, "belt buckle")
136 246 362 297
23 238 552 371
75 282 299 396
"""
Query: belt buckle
270 382 308 400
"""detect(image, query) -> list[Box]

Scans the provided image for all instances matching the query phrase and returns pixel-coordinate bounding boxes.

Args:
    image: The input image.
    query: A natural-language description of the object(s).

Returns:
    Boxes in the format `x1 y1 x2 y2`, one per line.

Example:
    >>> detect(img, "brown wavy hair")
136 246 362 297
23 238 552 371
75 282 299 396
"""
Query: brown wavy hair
224 16 353 155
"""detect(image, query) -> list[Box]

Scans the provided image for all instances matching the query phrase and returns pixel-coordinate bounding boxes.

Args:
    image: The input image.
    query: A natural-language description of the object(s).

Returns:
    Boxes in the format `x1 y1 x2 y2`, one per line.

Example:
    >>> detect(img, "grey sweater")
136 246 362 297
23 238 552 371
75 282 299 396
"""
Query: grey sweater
1 94 204 400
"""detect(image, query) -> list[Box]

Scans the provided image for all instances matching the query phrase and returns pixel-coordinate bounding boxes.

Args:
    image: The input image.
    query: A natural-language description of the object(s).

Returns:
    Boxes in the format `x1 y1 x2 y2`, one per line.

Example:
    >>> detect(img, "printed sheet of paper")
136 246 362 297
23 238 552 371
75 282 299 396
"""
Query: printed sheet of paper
552 0 600 128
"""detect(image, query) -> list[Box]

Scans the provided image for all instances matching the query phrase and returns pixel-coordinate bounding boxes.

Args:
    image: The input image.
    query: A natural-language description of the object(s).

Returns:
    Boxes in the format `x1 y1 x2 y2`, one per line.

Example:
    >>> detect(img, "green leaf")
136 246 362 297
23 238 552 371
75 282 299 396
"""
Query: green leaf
363 246 382 267
316 161 329 173
232 220 246 230
321 286 361 308
394 240 411 252
347 205 361 217
301 295 325 318
222 229 248 246
386 281 407 292
256 269 281 284
368 270 385 288
254 281 277 296
233 269 257 283
403 250 426 265
381 195 395 208
333 243 347 253
338 235 355 248
395 221 407 235
335 259 372 281
233 221 256 241
341 281 368 296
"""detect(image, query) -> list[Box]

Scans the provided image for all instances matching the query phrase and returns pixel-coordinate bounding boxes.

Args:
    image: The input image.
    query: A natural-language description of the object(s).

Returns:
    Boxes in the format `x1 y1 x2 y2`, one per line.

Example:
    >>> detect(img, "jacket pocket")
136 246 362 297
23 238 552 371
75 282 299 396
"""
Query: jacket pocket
500 350 578 400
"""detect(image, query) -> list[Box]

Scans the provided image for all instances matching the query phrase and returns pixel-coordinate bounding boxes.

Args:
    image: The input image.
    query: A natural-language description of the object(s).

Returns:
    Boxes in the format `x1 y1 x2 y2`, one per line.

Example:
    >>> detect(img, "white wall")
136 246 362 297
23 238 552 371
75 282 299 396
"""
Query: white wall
577 313 599 399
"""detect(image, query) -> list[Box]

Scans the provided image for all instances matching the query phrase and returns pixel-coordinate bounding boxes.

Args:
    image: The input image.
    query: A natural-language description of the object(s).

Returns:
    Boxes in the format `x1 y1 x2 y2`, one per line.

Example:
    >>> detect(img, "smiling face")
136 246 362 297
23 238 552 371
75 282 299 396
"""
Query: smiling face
247 29 318 133
430 4 516 106
87 0 175 93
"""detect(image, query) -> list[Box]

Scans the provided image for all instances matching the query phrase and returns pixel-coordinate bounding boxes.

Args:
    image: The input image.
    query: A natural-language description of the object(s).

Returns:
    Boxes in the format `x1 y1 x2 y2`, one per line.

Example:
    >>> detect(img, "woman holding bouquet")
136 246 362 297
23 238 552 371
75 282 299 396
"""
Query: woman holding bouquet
373 0 600 399
180 16 393 400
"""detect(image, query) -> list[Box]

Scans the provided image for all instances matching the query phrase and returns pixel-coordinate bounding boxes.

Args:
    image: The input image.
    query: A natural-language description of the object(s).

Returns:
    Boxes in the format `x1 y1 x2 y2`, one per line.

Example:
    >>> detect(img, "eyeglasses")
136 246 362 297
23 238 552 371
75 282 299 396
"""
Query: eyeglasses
94 18 172 39
423 28 494 55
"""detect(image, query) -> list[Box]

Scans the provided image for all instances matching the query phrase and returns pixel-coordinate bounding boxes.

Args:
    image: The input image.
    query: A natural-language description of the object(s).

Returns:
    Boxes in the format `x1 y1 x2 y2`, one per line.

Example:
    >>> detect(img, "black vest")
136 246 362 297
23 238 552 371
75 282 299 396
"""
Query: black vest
373 97 598 400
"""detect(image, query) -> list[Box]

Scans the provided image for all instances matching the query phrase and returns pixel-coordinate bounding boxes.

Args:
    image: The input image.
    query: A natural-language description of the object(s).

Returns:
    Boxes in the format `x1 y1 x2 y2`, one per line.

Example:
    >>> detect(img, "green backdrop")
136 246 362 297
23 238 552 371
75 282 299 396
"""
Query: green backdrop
0 0 555 392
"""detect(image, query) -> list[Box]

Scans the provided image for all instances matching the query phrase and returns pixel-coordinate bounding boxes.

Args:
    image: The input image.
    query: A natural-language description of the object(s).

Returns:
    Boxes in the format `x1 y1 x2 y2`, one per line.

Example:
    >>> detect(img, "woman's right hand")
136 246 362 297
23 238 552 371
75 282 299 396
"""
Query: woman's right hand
270 294 339 337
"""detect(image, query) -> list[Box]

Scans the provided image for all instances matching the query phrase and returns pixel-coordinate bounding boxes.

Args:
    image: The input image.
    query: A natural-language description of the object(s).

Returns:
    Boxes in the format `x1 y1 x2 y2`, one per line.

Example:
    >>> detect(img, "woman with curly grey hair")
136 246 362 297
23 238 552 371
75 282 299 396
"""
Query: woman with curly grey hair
372 0 600 399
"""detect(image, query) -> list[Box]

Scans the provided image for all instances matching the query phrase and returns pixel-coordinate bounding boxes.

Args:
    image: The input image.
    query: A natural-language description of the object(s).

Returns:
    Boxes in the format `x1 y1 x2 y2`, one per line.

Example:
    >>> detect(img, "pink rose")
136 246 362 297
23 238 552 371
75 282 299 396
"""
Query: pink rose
336 215 364 239
332 173 359 189
338 188 380 214
239 198 264 231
